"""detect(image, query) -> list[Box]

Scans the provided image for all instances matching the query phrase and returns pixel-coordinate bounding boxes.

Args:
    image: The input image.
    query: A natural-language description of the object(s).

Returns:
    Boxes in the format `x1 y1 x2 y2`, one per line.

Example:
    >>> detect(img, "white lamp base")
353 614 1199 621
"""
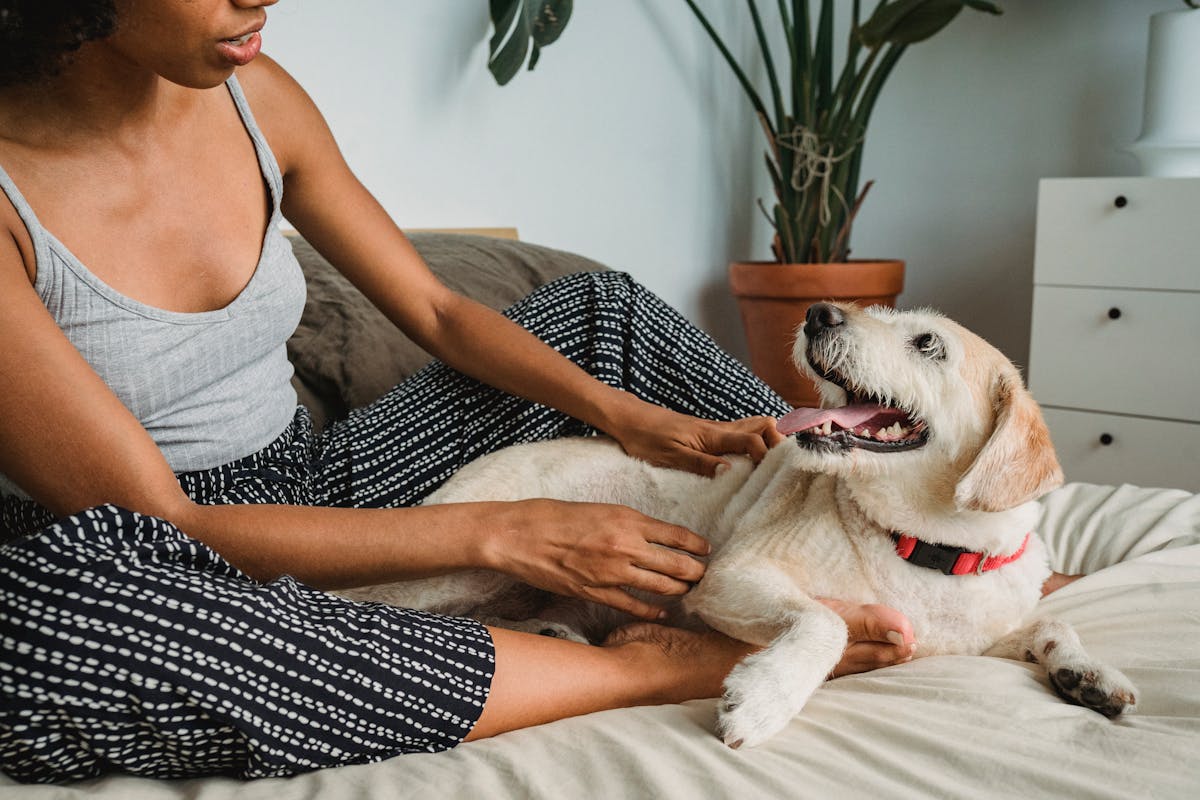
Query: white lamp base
1131 9 1200 177
1128 140 1200 178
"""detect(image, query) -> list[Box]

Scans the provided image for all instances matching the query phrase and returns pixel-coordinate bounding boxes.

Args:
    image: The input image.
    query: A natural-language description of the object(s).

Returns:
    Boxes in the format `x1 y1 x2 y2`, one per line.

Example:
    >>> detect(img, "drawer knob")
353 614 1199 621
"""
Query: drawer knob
1107 307 1122 320
1114 195 1128 208
1099 433 1114 446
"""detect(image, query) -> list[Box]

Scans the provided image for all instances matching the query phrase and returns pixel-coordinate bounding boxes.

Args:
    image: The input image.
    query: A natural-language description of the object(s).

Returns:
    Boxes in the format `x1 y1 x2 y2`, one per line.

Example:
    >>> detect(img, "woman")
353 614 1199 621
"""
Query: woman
0 0 919 783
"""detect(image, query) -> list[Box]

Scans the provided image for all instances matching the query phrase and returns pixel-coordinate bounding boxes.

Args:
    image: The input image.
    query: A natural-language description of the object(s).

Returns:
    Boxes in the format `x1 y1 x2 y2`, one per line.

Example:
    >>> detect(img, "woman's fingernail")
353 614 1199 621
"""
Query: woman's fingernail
886 631 905 647
658 610 669 620
715 462 730 476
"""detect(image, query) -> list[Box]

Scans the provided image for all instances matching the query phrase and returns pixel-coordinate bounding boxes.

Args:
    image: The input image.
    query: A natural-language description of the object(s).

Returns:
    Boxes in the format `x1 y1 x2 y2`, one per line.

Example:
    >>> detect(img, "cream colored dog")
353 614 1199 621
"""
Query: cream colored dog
343 302 1136 748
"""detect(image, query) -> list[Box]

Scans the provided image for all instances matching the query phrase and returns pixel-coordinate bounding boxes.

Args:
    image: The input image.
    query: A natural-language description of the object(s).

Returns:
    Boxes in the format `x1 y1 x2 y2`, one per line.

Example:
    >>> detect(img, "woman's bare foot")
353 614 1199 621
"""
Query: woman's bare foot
603 599 917 702
603 623 753 702
817 598 917 677
1042 571 1084 597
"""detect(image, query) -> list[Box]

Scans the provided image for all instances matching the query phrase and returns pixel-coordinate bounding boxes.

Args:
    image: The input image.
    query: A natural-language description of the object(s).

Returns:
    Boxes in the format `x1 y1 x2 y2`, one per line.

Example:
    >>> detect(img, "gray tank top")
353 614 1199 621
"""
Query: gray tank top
0 76 306 499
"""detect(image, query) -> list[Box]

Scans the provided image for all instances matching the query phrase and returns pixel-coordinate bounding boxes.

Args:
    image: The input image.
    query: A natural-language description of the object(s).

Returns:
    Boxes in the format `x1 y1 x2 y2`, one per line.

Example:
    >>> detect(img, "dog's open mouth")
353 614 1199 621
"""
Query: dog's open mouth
777 366 929 453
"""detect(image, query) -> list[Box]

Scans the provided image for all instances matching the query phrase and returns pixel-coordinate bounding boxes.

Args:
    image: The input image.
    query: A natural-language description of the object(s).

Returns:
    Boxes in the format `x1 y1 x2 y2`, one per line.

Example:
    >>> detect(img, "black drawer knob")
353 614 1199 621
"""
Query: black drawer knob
1107 307 1122 320
1114 195 1128 208
1099 433 1114 446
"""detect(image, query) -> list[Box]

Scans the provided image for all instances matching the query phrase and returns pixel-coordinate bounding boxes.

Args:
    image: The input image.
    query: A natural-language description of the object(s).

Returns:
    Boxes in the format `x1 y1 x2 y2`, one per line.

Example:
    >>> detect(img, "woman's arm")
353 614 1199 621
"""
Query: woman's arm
0 224 702 618
238 58 783 479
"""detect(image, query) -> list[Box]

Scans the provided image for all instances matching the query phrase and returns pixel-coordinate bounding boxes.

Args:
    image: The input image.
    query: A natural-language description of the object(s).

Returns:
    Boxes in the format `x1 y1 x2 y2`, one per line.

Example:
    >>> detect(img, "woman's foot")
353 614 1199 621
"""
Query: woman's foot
1042 571 1084 596
817 598 916 677
603 623 753 702
603 600 916 702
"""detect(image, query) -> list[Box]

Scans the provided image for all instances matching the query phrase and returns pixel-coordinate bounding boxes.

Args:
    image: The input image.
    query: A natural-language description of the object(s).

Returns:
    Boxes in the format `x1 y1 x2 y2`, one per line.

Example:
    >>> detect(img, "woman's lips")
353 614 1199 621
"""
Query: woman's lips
216 31 263 67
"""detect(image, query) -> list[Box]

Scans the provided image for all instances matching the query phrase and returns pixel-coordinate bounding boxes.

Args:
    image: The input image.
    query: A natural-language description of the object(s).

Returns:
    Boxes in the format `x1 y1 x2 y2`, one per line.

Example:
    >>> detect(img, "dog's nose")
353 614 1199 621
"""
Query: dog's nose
804 303 845 338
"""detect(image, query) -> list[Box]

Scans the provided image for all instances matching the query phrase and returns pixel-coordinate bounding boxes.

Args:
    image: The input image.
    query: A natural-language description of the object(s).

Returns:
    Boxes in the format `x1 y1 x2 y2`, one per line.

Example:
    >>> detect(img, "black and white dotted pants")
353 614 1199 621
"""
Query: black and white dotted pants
0 271 789 783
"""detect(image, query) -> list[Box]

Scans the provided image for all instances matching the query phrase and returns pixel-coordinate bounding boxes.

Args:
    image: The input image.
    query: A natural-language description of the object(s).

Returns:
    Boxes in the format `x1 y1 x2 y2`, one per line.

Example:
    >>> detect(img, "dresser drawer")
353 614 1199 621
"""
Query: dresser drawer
1042 408 1200 492
1034 178 1200 291
1028 286 1200 422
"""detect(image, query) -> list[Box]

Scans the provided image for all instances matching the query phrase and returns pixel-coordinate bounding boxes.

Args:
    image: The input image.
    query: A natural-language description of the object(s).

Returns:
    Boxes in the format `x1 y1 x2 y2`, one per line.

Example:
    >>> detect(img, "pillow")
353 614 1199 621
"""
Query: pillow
286 232 609 428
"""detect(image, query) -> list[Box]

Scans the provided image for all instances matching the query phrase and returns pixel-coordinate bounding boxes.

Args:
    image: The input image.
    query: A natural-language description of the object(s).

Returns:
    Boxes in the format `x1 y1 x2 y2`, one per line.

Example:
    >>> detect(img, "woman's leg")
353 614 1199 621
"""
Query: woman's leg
469 606 916 743
317 271 791 509
0 505 493 782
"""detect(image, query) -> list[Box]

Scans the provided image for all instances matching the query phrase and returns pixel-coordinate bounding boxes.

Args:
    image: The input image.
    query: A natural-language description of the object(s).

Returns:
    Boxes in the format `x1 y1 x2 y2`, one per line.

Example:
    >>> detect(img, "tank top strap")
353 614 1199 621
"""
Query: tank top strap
224 74 284 220
0 159 54 283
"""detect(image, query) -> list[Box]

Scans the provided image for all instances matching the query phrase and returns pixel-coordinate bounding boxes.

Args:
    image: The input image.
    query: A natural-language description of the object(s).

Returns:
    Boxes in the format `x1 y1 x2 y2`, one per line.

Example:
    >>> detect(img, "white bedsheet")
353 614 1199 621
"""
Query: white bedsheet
4 482 1199 799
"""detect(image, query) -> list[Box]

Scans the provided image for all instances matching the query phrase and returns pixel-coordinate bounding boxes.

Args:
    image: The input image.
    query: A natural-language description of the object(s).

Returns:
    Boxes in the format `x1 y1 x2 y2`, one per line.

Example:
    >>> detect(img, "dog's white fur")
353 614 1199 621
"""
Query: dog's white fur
342 303 1136 747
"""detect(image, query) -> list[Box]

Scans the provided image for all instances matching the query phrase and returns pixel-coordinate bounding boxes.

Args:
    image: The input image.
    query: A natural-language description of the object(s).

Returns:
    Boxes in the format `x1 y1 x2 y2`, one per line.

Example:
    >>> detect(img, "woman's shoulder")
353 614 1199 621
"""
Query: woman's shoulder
233 55 330 179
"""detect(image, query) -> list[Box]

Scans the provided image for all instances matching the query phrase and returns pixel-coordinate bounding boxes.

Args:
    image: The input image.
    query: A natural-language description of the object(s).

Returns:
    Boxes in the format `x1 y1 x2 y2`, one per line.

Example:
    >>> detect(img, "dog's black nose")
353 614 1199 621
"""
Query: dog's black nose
804 302 844 338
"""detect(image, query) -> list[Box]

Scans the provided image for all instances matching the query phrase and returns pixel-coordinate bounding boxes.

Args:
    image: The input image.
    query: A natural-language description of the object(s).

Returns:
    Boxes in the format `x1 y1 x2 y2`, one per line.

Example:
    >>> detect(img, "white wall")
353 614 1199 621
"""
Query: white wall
265 0 1177 366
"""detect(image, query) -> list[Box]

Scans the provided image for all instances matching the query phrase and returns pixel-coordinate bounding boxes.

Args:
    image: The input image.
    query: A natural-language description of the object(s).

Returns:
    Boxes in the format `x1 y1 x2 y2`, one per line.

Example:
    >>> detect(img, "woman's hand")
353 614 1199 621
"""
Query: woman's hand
603 400 785 478
484 499 710 619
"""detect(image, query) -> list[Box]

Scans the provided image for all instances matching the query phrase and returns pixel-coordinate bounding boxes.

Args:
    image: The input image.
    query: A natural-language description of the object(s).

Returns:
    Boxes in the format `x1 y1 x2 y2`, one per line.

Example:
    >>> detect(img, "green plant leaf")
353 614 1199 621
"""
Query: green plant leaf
858 0 965 48
531 0 573 45
488 0 574 85
962 0 1003 12
815 0 834 114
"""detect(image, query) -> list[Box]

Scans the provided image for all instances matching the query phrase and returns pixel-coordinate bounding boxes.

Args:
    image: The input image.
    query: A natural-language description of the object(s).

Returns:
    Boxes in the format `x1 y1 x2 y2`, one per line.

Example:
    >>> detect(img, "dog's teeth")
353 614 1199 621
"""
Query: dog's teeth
860 427 870 438
822 421 833 436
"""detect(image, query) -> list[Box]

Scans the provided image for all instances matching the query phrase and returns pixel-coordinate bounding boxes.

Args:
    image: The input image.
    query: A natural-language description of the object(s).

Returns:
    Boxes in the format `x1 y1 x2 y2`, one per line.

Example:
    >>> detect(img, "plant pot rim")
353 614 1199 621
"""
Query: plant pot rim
730 259 904 267
729 259 905 300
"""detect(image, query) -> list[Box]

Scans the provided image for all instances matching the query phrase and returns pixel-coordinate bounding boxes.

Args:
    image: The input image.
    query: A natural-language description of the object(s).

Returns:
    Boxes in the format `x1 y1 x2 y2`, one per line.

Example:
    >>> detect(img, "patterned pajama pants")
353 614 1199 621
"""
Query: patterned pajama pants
0 272 789 783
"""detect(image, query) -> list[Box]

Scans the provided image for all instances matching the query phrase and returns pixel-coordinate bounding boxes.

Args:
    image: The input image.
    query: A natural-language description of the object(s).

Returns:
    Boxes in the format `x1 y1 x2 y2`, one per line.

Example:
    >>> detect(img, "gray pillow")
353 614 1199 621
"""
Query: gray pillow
286 232 609 428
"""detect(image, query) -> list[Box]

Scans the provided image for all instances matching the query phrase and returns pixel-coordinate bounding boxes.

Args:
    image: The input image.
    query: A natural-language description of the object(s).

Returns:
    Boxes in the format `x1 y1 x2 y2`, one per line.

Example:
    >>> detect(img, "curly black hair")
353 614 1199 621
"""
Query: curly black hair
0 0 117 88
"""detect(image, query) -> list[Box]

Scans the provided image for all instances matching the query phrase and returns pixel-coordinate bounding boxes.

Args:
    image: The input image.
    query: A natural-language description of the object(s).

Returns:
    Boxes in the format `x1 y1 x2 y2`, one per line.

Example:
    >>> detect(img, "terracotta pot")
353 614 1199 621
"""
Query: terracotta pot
729 260 905 408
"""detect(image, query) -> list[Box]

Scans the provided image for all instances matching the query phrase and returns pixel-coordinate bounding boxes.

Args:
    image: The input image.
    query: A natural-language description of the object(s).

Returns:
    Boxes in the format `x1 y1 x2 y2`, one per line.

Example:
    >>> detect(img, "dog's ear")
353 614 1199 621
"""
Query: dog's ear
954 372 1064 513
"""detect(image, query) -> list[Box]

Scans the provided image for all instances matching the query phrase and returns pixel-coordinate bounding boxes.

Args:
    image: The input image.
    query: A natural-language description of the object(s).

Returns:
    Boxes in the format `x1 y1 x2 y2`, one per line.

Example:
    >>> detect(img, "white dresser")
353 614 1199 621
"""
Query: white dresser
1028 177 1200 492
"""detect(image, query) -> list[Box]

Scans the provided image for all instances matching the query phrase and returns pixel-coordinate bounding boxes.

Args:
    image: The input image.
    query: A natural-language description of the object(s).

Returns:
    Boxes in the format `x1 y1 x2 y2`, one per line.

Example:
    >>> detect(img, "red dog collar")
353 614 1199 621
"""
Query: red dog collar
890 532 1031 576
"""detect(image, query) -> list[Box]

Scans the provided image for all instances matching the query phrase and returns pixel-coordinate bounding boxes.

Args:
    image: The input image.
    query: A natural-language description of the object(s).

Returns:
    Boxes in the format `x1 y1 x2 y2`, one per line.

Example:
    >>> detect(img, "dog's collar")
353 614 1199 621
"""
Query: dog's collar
890 532 1031 576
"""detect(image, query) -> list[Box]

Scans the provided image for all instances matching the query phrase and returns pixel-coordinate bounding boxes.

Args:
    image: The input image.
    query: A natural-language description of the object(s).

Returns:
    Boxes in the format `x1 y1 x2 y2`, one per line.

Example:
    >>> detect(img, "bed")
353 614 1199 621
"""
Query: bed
4 234 1198 799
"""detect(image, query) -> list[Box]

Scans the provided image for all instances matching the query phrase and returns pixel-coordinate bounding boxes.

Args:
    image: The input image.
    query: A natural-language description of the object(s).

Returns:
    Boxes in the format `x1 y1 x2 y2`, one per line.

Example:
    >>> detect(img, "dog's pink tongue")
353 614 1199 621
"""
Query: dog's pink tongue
776 404 905 436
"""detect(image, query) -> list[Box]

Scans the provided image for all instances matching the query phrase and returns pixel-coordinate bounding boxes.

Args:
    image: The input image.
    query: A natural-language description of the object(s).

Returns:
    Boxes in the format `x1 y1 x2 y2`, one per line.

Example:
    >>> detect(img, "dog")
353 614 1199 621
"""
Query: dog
341 301 1137 748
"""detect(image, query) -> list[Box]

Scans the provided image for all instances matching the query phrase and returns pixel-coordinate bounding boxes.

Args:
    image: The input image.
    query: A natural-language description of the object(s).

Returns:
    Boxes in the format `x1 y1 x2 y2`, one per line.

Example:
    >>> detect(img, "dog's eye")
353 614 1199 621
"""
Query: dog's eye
911 333 945 360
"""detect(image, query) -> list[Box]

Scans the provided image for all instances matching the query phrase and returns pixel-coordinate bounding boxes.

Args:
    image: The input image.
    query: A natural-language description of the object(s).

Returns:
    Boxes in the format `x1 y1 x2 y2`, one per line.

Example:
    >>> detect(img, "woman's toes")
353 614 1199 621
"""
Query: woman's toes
819 598 914 647
831 641 916 678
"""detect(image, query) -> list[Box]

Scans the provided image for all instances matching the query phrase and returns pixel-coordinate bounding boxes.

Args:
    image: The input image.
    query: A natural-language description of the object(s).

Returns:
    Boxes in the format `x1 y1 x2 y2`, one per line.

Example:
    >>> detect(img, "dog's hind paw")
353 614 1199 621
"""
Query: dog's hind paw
1011 619 1137 718
1049 665 1137 717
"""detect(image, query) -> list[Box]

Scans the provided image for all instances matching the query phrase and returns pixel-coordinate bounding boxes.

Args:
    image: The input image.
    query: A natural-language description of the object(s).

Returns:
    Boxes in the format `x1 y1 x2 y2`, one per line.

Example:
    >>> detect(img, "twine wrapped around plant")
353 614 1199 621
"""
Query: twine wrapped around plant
777 125 858 226
682 0 1002 264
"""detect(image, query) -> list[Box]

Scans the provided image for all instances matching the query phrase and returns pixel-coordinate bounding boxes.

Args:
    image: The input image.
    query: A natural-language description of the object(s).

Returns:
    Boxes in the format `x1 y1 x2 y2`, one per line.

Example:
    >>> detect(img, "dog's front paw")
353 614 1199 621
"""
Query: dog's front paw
715 657 819 749
1048 664 1137 718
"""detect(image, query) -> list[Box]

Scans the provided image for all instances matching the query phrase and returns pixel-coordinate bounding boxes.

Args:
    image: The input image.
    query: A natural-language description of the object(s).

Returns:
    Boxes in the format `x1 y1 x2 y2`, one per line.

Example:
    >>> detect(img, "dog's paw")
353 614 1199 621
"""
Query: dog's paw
1017 619 1137 718
1048 664 1137 718
533 621 589 643
715 659 816 749
478 617 589 644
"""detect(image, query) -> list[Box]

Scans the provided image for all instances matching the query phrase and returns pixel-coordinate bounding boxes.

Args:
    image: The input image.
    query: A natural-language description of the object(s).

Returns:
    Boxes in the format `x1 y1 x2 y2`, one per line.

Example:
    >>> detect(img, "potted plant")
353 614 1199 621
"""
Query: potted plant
681 0 1001 405
482 1 1002 405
